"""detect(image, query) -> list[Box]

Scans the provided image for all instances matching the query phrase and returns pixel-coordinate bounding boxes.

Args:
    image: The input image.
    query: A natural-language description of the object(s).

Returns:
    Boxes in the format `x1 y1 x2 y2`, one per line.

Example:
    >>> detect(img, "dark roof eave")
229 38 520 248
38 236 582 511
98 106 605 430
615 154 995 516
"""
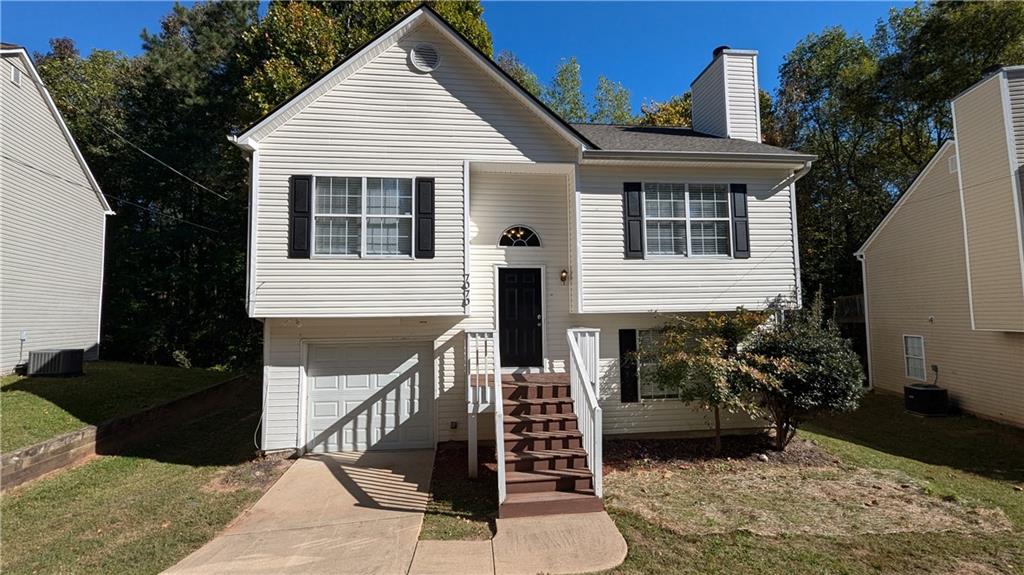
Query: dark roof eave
581 149 817 165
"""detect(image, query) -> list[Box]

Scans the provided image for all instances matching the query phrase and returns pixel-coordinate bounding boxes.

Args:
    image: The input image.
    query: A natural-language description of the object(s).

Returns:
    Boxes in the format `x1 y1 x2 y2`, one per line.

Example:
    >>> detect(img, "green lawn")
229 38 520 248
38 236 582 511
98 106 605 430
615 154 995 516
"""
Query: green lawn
2 361 237 452
419 393 1024 574
605 393 1024 574
1 396 290 575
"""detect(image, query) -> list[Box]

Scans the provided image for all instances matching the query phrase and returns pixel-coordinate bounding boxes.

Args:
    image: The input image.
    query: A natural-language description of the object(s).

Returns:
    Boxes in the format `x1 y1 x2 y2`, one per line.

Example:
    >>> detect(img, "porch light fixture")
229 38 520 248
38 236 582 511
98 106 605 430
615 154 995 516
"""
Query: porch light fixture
560 269 569 284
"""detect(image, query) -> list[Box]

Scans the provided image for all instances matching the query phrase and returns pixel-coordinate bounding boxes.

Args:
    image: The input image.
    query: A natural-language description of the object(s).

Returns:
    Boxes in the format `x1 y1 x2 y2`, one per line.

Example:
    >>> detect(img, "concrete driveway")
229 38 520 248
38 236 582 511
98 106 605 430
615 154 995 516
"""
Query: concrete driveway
165 449 434 575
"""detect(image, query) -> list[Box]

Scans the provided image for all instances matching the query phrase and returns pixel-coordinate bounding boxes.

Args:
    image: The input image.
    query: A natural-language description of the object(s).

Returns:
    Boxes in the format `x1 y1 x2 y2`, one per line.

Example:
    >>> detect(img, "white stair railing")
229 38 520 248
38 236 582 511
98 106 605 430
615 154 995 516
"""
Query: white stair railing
566 328 603 497
465 330 505 503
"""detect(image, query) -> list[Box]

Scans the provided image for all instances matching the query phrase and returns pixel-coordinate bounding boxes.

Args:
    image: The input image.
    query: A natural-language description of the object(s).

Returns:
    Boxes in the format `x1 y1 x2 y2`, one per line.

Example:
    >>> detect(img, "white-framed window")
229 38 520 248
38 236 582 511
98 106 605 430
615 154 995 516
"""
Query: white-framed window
637 329 680 400
10 66 21 87
903 335 926 381
312 176 413 257
643 182 731 256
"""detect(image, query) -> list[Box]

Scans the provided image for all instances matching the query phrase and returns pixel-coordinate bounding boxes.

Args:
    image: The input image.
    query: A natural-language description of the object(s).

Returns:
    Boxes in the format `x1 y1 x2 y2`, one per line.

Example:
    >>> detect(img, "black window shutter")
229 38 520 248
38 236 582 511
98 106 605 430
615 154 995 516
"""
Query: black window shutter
288 175 312 259
415 177 435 259
730 183 750 259
623 182 644 259
619 329 639 403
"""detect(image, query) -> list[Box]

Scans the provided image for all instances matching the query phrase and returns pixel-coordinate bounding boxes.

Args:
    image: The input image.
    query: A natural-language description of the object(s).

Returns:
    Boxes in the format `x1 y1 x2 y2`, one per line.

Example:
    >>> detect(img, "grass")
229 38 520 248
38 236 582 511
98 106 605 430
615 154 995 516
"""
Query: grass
1 395 290 575
416 393 1024 574
419 442 497 540
1 361 238 452
603 393 1024 574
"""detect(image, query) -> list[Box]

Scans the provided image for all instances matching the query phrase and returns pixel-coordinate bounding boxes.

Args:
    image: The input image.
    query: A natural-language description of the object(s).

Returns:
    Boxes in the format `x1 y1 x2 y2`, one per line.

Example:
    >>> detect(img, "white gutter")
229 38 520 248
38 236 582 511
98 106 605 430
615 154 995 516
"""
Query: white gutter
581 149 817 165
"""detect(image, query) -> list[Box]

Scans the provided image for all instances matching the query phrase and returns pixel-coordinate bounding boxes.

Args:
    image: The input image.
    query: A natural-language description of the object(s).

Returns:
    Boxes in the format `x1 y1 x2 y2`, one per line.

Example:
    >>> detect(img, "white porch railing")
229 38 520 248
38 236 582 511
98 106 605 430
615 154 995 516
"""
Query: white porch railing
567 328 603 497
465 330 506 504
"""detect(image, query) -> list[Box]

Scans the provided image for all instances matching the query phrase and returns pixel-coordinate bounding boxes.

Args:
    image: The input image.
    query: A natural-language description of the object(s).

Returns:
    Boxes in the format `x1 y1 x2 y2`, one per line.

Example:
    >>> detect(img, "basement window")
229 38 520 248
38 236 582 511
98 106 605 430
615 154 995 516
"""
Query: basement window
903 335 926 381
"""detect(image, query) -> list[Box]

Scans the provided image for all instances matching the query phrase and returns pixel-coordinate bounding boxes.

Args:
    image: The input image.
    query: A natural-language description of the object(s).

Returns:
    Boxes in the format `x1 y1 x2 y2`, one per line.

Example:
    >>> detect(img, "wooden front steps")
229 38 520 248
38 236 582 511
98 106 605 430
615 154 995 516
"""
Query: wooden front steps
499 373 602 518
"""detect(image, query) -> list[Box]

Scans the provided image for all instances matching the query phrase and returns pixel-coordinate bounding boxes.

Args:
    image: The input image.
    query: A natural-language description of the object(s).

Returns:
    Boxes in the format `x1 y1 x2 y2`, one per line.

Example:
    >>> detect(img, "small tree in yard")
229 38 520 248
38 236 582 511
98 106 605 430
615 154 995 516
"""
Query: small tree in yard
638 308 770 453
740 294 866 451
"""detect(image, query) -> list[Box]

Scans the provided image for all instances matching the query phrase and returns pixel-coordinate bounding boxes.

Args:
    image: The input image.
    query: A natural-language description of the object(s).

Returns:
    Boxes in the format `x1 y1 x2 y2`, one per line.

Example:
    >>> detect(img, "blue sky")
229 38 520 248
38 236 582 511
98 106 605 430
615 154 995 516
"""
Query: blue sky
1 1 910 113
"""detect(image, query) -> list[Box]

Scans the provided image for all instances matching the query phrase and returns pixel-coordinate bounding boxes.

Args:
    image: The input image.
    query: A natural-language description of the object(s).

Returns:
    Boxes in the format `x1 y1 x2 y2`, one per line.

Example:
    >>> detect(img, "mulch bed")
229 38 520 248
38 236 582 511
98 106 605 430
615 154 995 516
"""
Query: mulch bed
603 433 839 472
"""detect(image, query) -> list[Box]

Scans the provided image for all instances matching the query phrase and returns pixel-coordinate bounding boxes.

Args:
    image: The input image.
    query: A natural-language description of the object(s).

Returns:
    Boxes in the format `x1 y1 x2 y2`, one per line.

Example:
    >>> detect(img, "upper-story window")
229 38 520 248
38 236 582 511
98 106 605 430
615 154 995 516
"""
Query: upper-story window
644 183 731 256
313 176 413 257
499 225 541 247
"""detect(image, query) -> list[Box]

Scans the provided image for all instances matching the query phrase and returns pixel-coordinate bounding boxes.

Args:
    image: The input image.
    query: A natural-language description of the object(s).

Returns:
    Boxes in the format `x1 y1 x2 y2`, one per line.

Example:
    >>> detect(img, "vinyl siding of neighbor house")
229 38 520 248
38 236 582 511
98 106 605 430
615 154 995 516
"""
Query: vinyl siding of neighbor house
576 165 798 313
952 73 1024 331
725 53 760 142
691 56 728 139
1007 68 1024 170
863 143 1024 426
251 21 577 319
0 54 106 374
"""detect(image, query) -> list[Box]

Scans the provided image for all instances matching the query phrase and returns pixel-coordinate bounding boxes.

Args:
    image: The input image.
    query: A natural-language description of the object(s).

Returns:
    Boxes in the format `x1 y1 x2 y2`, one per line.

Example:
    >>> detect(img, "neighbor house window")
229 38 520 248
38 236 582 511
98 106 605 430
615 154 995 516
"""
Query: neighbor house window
643 183 731 256
637 330 679 400
903 335 926 381
313 176 413 256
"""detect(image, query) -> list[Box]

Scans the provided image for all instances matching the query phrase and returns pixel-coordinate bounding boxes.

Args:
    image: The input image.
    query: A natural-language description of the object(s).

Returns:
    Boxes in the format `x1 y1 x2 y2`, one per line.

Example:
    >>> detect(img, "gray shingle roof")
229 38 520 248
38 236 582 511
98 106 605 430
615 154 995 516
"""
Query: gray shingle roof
1 42 24 50
571 124 807 156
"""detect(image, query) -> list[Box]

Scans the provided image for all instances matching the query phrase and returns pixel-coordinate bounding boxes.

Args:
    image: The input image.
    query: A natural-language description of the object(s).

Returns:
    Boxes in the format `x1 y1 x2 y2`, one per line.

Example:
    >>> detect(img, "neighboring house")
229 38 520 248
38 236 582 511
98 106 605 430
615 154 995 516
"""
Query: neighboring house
0 44 113 374
230 6 813 516
856 66 1024 427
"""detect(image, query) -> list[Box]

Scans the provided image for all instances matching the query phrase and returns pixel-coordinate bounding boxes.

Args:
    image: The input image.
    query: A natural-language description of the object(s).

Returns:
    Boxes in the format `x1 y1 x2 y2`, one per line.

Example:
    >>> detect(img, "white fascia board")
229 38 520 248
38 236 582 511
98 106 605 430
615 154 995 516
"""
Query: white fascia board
3 48 113 214
855 140 957 256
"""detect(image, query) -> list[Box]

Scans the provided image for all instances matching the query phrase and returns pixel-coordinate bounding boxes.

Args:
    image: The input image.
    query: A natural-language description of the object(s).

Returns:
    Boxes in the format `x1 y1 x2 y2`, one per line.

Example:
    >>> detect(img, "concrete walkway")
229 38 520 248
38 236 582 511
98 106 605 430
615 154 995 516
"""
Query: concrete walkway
166 448 627 574
165 450 435 574
409 512 628 575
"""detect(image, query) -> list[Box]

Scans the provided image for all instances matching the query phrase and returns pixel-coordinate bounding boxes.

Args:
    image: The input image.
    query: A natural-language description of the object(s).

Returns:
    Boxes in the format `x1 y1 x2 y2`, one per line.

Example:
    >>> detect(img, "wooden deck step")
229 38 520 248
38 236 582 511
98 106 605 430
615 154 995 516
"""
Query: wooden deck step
499 490 604 518
504 468 593 494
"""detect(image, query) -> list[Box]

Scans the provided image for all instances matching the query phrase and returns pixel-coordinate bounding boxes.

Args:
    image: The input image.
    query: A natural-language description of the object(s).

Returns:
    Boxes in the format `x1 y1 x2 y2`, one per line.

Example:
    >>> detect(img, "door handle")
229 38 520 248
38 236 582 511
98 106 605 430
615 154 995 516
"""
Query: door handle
536 314 542 320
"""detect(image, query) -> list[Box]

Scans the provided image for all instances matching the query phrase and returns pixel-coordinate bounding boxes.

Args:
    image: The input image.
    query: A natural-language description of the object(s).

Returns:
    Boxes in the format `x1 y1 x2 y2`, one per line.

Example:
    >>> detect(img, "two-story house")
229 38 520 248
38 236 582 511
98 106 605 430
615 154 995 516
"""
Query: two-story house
231 6 813 517
856 66 1024 428
1 44 113 375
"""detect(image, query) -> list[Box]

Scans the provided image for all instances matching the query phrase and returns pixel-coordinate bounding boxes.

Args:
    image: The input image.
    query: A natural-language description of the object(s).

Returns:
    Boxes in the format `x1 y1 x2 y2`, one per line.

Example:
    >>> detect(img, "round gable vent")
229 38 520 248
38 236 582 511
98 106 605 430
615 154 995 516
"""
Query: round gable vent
410 43 441 73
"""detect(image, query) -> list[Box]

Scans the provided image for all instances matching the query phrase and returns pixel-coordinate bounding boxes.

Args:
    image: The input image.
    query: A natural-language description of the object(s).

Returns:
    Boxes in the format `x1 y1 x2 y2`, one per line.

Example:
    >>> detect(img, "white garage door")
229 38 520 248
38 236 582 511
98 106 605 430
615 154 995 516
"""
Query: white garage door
306 342 434 453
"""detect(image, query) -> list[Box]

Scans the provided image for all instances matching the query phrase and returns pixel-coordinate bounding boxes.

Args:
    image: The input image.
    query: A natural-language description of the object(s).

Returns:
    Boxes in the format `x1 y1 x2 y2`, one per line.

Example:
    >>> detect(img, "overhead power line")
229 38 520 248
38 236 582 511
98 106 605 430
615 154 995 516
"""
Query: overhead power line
1 154 222 235
15 64 231 202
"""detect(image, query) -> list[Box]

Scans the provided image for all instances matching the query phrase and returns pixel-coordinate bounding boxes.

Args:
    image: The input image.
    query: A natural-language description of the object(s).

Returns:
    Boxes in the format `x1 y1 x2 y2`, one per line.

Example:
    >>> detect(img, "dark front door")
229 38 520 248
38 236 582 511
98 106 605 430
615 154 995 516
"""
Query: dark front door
498 268 543 367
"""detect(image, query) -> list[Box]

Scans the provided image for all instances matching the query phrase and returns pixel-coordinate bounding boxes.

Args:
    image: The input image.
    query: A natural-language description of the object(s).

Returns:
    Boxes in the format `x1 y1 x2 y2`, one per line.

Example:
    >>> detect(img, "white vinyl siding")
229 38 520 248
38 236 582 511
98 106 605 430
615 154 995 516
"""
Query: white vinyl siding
690 56 728 139
724 53 761 142
903 335 926 381
251 21 576 318
578 165 798 313
0 54 107 373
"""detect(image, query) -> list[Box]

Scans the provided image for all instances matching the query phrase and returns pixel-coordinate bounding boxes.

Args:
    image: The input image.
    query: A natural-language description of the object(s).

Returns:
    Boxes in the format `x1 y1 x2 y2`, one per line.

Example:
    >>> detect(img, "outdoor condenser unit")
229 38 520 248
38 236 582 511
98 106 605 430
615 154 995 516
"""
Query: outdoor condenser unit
904 383 949 416
27 349 85 377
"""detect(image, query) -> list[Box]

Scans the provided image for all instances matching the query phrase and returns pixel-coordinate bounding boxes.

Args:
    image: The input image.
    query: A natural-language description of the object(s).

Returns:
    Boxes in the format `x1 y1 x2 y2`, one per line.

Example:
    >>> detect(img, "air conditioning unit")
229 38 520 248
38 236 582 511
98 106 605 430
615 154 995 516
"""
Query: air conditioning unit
27 349 85 377
904 383 949 417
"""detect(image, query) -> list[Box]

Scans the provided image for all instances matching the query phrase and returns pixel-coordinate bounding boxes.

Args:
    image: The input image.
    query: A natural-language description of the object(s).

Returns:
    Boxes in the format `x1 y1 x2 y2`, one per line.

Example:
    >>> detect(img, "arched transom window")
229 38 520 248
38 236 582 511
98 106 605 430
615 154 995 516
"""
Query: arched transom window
499 225 541 247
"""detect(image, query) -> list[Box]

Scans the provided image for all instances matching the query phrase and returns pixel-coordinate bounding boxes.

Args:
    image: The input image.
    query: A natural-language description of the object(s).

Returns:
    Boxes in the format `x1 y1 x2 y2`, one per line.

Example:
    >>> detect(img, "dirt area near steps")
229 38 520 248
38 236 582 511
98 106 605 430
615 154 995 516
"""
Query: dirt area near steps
603 436 1012 538
202 453 292 494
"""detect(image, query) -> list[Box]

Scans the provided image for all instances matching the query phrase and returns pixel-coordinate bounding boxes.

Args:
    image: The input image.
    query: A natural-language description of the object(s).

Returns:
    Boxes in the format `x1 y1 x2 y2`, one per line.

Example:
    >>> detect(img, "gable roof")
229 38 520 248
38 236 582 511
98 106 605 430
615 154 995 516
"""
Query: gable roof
573 124 813 158
232 4 596 151
855 140 957 257
0 45 113 214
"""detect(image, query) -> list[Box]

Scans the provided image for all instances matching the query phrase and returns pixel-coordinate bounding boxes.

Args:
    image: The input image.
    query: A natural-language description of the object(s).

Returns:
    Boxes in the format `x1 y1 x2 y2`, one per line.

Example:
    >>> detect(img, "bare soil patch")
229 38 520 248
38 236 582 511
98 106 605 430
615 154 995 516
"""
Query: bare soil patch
604 436 1011 538
202 452 291 494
